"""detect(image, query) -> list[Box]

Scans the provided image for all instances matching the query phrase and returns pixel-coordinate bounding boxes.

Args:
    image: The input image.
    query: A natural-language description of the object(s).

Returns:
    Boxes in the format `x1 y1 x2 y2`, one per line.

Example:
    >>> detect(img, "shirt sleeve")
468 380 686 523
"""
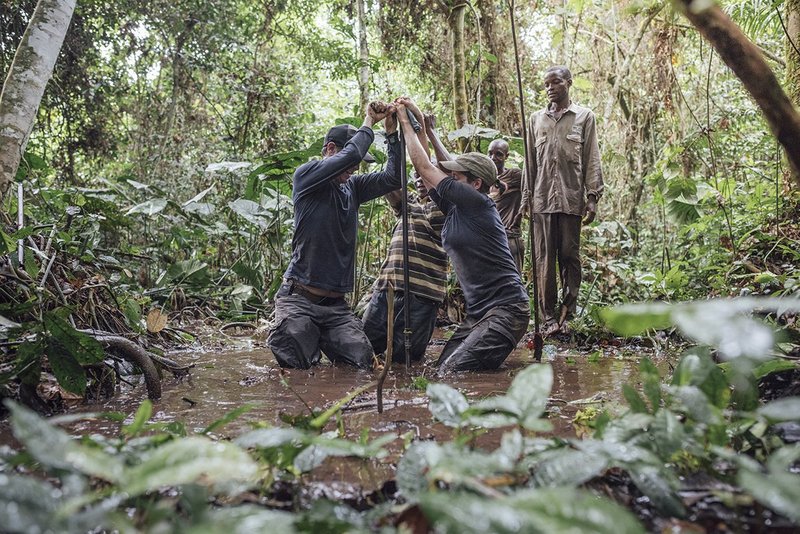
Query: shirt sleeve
349 132 403 203
521 114 538 210
293 127 375 197
581 111 604 201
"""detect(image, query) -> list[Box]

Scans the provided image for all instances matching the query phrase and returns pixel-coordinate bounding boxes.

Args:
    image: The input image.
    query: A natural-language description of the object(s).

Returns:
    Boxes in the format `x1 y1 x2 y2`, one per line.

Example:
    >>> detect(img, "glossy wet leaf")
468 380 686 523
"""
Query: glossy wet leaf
7 401 124 482
229 198 271 229
672 349 730 409
738 458 800 522
532 448 609 487
186 506 297 533
121 436 258 496
418 487 645 534
0 473 60 532
396 441 442 498
670 385 722 425
628 465 686 517
426 383 469 426
293 433 394 472
623 384 649 414
235 427 307 449
506 364 553 427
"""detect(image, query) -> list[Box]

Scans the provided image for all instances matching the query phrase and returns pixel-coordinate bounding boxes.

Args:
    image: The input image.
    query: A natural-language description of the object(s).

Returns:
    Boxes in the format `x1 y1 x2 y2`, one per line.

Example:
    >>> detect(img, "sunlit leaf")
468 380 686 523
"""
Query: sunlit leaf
183 184 216 205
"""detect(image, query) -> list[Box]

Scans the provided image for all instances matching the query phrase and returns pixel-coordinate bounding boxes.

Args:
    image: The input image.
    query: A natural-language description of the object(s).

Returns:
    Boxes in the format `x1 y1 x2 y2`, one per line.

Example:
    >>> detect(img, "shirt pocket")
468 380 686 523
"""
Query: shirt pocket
534 136 547 166
565 133 583 164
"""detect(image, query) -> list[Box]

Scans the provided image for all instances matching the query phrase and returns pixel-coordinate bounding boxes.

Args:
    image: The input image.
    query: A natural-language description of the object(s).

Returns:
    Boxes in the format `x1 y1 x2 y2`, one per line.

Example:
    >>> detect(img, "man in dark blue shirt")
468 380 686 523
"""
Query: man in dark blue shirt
268 102 403 369
395 98 530 374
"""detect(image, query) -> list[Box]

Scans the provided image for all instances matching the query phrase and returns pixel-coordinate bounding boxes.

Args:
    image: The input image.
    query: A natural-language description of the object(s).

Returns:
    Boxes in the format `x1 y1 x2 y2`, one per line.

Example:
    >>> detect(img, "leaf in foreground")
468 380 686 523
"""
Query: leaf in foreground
121 436 258 496
418 487 645 534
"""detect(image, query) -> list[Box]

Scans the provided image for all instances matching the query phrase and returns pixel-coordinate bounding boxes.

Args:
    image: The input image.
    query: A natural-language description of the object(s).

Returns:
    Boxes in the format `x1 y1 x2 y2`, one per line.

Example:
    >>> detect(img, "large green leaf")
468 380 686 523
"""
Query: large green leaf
125 198 168 216
599 303 672 336
418 487 645 534
505 364 553 428
738 448 800 522
532 448 608 487
292 433 395 472
44 312 105 365
0 473 60 532
229 198 271 229
757 397 800 422
47 346 87 396
7 401 124 482
628 465 686 517
121 436 258 496
426 383 469 426
187 506 297 533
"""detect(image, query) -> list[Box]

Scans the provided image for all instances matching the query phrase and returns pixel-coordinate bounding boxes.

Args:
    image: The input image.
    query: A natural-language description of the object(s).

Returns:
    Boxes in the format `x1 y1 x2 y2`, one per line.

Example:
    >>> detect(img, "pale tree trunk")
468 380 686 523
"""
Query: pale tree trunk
787 0 800 184
676 0 800 186
788 0 800 107
356 0 370 116
0 0 76 205
450 3 469 140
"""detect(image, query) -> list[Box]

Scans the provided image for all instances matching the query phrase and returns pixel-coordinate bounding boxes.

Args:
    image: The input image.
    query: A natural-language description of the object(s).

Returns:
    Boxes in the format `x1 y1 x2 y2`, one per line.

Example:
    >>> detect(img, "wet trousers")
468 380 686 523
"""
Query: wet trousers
532 213 582 324
362 289 439 363
267 283 373 369
435 300 530 374
507 232 525 275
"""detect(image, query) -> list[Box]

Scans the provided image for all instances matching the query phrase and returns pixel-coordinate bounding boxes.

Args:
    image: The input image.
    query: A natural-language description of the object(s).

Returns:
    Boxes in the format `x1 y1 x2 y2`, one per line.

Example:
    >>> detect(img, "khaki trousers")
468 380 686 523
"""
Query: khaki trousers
532 213 582 324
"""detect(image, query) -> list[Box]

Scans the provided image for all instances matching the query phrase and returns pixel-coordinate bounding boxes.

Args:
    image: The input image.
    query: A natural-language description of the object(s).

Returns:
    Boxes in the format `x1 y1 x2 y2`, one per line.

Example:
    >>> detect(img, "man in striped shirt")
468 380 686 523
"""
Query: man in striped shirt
362 175 447 362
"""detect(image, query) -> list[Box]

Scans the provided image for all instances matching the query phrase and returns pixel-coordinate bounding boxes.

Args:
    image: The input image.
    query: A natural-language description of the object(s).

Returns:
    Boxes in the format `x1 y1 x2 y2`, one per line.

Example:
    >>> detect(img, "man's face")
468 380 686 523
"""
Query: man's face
324 142 358 183
414 175 429 198
452 170 480 191
544 71 571 104
487 141 508 172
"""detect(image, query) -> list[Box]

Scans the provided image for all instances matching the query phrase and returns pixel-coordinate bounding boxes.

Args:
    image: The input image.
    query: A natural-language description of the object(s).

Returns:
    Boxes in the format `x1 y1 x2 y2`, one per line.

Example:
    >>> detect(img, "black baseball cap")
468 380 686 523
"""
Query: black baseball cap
324 124 376 163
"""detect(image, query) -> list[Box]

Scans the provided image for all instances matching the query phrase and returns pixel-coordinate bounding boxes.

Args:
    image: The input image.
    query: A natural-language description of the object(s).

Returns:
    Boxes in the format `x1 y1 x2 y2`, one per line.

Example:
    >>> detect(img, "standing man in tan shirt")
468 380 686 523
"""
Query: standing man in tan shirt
522 65 604 336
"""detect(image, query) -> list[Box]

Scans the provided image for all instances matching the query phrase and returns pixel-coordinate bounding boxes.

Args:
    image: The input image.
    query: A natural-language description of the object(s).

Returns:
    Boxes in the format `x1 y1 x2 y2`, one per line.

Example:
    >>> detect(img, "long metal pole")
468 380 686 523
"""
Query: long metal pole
508 0 543 361
398 116 412 369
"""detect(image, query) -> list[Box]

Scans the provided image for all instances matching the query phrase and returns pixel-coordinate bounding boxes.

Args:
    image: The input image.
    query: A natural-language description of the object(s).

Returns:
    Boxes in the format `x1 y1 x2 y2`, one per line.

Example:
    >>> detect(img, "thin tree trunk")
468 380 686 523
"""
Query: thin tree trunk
451 3 469 138
677 0 800 186
787 0 800 185
356 0 370 116
0 0 76 204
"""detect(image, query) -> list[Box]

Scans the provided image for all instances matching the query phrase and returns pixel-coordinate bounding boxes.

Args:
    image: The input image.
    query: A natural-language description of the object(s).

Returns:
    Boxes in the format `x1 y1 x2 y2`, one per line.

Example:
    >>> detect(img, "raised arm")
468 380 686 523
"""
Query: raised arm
424 113 453 163
396 100 448 191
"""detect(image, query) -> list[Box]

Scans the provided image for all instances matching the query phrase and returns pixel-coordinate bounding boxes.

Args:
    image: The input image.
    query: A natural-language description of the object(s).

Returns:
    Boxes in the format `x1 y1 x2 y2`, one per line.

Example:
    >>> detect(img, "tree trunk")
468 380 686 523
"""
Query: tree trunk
677 0 800 186
787 0 800 185
356 0 370 116
0 0 76 204
450 3 469 137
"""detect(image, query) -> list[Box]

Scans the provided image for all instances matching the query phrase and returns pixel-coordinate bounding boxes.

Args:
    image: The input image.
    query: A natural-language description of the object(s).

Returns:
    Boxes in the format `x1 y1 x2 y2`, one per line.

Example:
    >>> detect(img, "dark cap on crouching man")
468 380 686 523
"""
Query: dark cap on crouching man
267 102 402 369
395 97 530 374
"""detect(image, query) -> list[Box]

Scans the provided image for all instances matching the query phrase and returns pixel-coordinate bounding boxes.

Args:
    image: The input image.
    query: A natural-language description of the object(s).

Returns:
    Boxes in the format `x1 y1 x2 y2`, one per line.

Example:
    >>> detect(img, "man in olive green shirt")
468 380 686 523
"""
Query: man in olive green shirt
522 65 604 335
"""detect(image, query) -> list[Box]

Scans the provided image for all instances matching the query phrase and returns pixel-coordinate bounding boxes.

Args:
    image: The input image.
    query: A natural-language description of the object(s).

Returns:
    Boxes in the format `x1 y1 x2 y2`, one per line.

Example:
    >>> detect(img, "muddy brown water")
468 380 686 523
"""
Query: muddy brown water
1 329 673 492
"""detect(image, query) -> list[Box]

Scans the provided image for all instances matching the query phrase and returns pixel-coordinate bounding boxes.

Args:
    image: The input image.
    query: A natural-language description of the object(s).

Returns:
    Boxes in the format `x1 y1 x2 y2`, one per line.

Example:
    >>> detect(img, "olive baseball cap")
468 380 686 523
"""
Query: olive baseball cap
324 124 376 163
439 152 498 188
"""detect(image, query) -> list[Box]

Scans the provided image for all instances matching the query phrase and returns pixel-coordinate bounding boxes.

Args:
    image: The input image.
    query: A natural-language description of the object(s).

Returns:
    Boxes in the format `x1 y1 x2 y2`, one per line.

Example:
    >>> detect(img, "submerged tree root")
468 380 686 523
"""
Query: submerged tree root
79 330 162 400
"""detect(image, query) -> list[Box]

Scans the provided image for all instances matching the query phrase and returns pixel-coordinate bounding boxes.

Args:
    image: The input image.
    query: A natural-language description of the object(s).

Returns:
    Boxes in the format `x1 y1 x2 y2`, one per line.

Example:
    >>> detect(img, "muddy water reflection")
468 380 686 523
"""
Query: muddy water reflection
3 331 672 491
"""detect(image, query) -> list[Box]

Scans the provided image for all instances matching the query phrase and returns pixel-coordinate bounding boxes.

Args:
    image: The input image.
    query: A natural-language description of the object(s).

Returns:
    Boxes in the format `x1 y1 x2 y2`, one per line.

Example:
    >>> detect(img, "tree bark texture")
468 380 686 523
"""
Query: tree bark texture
450 3 469 134
356 0 370 117
787 0 800 109
477 0 516 133
0 0 76 204
677 0 800 186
